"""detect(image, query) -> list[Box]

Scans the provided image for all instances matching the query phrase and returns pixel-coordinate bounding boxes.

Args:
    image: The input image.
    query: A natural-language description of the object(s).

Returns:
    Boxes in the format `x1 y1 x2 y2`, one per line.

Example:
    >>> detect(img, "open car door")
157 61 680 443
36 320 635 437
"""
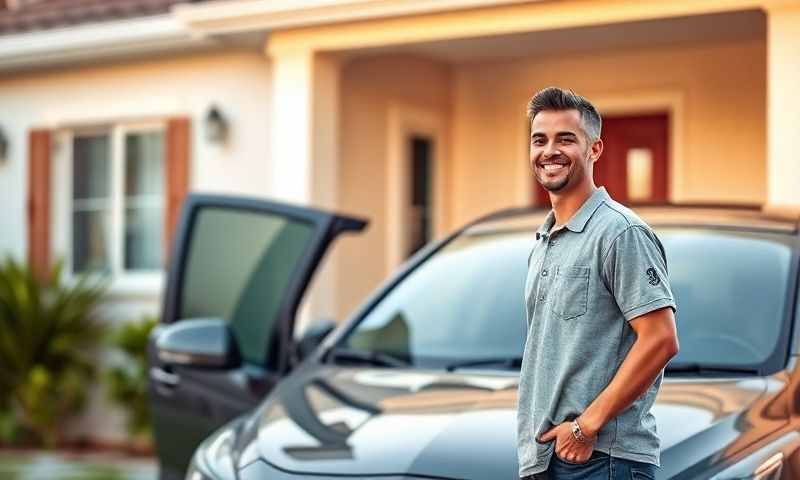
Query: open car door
147 194 366 480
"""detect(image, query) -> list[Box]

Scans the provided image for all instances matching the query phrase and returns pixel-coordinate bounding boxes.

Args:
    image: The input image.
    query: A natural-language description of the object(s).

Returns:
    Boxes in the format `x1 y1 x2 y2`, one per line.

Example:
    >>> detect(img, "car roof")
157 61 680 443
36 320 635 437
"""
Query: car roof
464 204 800 236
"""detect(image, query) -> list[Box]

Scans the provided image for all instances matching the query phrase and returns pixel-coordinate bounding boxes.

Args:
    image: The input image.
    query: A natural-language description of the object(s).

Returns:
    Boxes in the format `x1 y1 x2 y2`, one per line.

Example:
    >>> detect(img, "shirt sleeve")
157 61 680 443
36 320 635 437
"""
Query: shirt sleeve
601 225 677 322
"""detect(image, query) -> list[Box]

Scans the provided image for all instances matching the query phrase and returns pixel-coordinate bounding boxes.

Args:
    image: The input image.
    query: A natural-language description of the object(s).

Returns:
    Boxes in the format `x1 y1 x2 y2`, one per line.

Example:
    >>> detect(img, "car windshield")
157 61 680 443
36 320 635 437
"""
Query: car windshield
336 225 794 371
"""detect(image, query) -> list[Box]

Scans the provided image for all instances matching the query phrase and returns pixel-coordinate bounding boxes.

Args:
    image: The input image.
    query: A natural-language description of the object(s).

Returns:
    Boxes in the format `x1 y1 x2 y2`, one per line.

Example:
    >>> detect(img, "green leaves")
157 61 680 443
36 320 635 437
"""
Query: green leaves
0 256 107 447
106 316 157 440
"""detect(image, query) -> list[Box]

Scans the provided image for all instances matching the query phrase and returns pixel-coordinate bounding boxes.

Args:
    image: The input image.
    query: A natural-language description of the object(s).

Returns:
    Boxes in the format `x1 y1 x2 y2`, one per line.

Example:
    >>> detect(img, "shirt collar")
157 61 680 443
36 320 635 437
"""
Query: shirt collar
535 187 609 239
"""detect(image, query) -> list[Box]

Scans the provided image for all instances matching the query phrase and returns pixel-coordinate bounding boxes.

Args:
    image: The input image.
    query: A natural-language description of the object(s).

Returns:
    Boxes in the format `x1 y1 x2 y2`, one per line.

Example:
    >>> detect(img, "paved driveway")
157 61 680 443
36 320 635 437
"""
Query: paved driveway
0 451 156 479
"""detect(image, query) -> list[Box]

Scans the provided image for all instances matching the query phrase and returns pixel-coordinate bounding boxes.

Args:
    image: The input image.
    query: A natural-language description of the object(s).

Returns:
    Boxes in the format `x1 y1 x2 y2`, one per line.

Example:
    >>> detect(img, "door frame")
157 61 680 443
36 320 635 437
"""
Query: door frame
592 89 684 203
386 102 448 273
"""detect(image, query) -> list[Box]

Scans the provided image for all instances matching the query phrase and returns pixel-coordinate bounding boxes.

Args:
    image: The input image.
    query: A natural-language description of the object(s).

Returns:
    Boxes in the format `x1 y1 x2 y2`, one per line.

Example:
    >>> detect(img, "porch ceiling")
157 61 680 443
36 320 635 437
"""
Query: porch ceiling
339 9 765 64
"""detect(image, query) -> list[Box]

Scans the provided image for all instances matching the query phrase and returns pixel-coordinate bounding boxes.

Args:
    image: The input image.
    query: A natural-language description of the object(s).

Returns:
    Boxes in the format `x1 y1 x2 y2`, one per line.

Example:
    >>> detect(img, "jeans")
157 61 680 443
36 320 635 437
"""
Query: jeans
521 451 657 480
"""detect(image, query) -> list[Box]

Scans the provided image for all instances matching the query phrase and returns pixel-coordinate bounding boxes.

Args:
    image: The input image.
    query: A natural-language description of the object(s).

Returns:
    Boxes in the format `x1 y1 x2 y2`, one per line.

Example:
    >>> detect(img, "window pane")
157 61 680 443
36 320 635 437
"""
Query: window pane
408 136 433 257
125 132 164 196
125 206 163 270
627 148 653 201
72 134 111 274
73 135 110 200
72 210 110 273
180 208 314 364
124 131 164 271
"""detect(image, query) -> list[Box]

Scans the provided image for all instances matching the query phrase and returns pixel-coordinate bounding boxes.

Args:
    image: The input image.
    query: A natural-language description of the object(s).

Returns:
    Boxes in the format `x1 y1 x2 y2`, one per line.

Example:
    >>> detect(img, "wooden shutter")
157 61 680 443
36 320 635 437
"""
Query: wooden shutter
164 117 191 263
27 129 52 280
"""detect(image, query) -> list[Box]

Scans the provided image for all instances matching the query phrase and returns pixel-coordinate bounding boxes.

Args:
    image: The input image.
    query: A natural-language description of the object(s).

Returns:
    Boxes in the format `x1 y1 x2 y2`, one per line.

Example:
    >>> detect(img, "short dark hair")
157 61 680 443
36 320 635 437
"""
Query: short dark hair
526 86 602 141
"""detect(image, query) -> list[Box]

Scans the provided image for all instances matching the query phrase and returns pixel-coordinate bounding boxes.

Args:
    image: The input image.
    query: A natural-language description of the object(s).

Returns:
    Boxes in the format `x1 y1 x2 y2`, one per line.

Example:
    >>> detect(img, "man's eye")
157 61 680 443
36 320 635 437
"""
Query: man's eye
532 139 545 146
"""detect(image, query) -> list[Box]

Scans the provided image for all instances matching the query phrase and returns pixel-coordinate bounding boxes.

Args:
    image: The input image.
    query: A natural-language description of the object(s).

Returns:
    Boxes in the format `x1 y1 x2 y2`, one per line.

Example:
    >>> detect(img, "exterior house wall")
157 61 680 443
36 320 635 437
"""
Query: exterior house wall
0 50 274 441
451 38 767 227
335 54 451 320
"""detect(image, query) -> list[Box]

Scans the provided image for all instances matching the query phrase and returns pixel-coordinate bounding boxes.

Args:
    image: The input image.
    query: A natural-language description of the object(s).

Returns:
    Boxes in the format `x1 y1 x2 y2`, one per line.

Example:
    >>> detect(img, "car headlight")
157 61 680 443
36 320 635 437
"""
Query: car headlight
185 461 217 480
185 423 239 480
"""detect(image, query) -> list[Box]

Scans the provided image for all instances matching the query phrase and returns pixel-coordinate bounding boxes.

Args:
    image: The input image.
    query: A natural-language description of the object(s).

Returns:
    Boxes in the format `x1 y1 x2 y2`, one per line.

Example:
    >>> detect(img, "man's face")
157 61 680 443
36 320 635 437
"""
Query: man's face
529 109 598 194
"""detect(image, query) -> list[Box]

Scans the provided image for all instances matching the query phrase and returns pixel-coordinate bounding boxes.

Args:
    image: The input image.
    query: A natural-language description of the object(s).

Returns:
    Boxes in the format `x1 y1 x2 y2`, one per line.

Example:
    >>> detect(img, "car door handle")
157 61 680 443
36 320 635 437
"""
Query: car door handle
150 367 180 387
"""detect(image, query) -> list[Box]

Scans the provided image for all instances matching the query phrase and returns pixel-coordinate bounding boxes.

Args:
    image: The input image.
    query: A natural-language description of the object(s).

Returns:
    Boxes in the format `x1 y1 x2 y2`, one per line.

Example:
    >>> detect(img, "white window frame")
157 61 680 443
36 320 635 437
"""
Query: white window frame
52 121 167 297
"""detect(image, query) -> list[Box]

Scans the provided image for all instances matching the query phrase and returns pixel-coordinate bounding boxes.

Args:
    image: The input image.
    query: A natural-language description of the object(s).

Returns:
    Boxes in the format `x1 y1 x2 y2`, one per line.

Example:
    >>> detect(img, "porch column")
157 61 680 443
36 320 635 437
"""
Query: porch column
268 48 340 207
766 4 800 211
267 46 342 325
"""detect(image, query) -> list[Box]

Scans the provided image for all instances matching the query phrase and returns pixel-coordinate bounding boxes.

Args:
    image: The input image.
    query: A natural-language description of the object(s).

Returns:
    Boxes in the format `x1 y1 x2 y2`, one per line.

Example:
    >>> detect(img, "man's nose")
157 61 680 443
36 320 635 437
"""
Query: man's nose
543 142 562 159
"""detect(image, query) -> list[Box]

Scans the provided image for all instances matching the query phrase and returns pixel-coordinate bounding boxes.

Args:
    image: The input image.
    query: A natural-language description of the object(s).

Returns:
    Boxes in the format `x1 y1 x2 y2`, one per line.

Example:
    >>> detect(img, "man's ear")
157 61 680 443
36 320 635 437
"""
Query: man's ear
589 138 603 163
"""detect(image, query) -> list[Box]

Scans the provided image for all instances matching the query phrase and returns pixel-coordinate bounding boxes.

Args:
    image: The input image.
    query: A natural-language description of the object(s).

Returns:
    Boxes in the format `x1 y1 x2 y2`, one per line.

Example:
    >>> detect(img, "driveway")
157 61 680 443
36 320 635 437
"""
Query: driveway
0 450 156 479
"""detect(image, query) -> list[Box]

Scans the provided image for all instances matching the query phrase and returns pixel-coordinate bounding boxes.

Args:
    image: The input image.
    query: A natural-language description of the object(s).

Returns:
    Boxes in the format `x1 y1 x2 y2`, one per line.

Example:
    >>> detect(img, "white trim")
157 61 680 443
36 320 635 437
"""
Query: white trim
516 114 533 207
175 0 538 36
0 15 212 72
110 126 125 275
386 102 448 273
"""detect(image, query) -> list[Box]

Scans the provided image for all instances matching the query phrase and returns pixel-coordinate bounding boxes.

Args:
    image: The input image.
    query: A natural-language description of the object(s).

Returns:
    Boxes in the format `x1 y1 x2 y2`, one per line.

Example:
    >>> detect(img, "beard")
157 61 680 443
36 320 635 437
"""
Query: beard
537 172 570 192
533 147 590 193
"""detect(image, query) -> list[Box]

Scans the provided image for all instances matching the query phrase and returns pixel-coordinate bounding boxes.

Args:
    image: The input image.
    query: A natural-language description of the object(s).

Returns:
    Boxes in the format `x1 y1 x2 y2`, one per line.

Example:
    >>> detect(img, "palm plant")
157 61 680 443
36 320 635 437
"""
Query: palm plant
106 315 157 445
0 257 107 447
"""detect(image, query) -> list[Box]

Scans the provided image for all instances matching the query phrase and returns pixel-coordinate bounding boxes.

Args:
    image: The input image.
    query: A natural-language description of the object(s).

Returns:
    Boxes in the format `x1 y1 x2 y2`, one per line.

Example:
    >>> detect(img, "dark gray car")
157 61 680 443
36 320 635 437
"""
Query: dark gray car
148 194 800 480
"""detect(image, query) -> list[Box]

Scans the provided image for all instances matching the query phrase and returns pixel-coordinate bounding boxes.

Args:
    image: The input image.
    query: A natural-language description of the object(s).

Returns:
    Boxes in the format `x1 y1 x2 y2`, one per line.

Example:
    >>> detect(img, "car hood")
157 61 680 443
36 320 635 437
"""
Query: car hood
234 365 785 479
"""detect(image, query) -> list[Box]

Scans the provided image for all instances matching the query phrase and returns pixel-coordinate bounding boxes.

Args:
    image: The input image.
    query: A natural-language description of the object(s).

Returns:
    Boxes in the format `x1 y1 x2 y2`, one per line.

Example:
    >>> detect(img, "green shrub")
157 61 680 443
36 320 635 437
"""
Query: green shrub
0 257 107 447
106 315 157 441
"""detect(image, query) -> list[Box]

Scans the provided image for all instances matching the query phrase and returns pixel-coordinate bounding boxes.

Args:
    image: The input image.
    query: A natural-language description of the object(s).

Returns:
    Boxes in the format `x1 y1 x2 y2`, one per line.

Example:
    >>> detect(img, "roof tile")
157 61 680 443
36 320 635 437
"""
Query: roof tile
0 0 202 35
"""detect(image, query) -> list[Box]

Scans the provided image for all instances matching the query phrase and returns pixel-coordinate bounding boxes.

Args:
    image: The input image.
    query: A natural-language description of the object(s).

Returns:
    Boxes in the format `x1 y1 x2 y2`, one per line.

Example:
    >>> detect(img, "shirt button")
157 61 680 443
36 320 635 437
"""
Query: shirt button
550 240 557 246
538 294 545 301
541 269 548 277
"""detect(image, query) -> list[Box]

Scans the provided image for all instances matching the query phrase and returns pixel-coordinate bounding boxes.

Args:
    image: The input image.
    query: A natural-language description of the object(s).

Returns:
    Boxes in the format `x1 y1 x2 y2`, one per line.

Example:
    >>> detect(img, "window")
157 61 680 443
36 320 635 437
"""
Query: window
407 136 433 257
68 125 165 277
339 226 793 372
179 207 314 363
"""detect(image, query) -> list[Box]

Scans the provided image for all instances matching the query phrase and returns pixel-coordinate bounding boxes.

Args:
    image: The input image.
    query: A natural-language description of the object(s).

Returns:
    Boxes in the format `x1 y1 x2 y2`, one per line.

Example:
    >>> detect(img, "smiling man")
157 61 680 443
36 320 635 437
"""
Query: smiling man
517 87 680 480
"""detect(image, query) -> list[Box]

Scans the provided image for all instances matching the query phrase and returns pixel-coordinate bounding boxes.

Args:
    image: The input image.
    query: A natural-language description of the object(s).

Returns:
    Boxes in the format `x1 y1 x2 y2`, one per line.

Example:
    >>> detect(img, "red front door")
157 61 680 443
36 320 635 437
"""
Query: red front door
534 113 669 206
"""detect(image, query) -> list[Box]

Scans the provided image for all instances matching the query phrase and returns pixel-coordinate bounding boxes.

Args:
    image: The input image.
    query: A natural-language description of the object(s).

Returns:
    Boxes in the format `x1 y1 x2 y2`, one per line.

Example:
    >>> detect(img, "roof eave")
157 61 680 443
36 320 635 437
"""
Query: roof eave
172 0 536 36
0 14 215 73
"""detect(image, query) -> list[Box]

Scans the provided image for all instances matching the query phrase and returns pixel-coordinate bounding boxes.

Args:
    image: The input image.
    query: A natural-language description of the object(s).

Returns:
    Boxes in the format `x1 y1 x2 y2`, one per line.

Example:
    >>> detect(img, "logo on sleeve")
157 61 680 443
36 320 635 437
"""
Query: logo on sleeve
646 267 661 286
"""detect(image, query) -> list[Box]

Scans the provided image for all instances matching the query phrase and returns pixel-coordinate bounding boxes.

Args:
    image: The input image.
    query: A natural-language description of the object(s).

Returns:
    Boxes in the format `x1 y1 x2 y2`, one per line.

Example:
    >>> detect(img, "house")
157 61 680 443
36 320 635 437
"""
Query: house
0 0 798 443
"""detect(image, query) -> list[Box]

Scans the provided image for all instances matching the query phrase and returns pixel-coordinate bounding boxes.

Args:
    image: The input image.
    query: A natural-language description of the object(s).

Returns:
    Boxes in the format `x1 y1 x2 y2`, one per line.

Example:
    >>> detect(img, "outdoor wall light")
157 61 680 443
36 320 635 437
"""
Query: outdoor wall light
0 126 8 165
204 105 229 144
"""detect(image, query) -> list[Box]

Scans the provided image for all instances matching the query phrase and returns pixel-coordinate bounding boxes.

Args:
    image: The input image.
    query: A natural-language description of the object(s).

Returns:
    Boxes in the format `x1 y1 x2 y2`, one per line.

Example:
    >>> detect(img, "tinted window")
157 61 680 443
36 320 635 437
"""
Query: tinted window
180 207 313 363
340 226 794 370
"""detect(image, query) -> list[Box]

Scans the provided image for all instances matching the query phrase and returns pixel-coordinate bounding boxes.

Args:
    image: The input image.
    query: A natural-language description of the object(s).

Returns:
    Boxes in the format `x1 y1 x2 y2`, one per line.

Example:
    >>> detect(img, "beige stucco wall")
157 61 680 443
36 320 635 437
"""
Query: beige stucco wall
334 39 767 319
451 38 767 227
336 55 451 319
0 50 274 442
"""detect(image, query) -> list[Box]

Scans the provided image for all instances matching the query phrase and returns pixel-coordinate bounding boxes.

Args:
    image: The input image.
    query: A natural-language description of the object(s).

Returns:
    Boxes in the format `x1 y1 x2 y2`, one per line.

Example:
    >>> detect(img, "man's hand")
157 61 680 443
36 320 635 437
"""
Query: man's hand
537 421 595 464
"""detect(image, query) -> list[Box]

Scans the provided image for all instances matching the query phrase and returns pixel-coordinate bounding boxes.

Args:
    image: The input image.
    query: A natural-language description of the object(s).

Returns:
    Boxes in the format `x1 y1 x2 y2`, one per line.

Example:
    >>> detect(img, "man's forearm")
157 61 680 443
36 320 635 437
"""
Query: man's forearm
578 320 678 437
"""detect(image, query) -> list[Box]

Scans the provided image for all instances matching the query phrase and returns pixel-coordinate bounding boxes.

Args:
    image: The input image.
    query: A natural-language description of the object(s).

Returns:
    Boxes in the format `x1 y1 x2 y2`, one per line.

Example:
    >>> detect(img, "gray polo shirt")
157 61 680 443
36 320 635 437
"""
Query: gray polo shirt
517 187 677 477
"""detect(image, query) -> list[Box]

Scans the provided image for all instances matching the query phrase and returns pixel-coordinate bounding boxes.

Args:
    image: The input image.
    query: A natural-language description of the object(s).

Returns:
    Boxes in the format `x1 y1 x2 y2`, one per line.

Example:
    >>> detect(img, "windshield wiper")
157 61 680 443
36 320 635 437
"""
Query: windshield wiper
328 348 411 368
444 356 524 372
665 362 760 376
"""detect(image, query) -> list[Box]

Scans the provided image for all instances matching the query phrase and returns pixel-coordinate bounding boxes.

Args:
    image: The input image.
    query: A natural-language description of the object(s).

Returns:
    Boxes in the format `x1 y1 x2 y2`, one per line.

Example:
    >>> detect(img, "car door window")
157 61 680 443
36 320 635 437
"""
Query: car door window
179 207 313 364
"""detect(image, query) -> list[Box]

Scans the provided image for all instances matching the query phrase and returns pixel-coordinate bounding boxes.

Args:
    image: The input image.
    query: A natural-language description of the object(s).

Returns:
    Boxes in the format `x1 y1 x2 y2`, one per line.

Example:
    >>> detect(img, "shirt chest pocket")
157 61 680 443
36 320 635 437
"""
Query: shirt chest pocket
552 265 590 321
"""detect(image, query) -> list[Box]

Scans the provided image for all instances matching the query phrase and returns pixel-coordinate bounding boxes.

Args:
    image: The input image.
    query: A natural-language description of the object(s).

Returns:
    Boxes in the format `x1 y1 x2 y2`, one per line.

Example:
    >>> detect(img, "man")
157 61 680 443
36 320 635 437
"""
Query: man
517 87 679 480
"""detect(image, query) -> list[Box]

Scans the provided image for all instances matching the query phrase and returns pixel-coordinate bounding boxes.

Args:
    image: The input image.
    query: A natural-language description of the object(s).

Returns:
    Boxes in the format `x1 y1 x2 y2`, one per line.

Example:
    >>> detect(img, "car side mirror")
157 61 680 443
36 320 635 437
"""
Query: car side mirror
155 318 241 369
297 319 337 361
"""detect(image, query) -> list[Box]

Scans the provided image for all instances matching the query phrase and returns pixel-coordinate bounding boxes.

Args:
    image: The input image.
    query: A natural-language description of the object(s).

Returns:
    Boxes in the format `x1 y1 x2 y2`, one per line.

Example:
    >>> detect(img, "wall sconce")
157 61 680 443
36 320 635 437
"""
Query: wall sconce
0 127 8 165
204 105 229 144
